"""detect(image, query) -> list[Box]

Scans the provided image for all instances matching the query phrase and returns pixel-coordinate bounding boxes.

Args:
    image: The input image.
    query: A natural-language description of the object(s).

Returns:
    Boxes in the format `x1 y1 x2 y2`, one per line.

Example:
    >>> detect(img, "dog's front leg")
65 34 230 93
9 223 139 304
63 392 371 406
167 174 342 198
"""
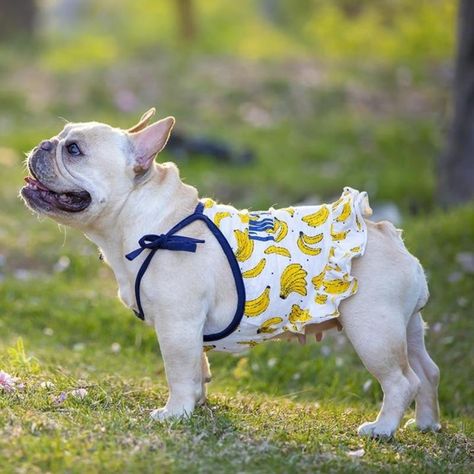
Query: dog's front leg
151 310 205 422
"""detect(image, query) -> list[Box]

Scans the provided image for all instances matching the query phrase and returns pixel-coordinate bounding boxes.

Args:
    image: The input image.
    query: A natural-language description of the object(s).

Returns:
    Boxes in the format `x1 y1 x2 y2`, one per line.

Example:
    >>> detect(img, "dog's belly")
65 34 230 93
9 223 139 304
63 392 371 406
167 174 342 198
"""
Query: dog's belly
270 318 342 343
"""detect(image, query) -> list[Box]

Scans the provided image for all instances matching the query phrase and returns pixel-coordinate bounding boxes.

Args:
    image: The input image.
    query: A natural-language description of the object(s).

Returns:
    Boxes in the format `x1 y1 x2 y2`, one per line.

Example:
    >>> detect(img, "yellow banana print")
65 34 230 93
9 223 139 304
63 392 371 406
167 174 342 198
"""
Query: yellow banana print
234 229 254 262
351 279 358 294
264 245 291 258
300 231 323 245
329 246 335 258
311 271 325 289
335 201 352 223
274 218 288 242
244 286 271 317
203 198 215 208
356 215 362 231
280 263 308 299
350 246 361 253
214 211 231 226
258 316 284 334
282 207 296 217
315 294 328 304
302 205 330 227
237 340 258 347
289 304 312 324
331 196 344 209
242 258 267 278
325 262 343 273
238 212 250 224
322 277 352 294
330 225 350 241
297 232 322 256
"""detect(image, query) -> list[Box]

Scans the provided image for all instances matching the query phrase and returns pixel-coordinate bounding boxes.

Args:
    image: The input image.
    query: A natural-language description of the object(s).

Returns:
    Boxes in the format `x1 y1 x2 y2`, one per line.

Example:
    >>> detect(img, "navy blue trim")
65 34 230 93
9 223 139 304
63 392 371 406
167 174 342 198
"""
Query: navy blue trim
249 235 275 242
249 223 274 231
249 218 273 224
125 201 246 343
194 203 246 342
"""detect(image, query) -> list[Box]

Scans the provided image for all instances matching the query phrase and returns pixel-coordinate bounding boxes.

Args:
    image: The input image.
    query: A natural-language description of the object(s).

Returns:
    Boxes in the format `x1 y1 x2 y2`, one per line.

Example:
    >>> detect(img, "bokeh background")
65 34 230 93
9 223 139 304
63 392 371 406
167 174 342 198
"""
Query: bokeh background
1 0 459 212
0 1 473 472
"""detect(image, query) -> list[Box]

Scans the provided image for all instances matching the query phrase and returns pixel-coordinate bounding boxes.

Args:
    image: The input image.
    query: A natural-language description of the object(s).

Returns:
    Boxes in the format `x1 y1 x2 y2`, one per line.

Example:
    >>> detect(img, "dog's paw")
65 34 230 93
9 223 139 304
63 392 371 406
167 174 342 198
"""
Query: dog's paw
404 418 442 433
150 406 190 422
357 421 396 439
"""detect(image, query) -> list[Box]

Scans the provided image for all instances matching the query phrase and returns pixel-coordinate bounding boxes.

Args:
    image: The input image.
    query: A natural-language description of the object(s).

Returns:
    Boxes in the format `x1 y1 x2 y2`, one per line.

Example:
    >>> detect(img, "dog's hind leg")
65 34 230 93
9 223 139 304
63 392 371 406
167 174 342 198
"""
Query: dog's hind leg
405 312 441 432
197 352 212 406
341 305 421 438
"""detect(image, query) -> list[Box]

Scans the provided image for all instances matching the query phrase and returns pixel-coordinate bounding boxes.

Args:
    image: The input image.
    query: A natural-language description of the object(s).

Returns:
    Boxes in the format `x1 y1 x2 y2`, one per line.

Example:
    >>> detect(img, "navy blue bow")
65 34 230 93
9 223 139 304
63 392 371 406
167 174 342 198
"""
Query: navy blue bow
125 205 208 322
125 233 205 261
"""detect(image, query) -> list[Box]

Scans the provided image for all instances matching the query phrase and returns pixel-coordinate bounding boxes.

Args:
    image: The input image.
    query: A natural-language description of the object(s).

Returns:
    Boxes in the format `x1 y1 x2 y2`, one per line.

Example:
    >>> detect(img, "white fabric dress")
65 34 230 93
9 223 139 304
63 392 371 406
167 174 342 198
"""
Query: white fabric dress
201 187 371 353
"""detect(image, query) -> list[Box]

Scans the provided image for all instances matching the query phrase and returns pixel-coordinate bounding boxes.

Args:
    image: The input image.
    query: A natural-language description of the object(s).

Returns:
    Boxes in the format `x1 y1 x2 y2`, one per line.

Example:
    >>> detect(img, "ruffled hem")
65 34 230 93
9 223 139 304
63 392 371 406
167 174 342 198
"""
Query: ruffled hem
311 187 371 320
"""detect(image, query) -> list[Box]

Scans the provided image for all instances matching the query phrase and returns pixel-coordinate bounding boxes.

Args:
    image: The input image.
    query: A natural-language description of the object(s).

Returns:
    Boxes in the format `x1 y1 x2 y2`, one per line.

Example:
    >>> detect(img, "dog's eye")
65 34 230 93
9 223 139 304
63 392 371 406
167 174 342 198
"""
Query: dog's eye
66 143 81 156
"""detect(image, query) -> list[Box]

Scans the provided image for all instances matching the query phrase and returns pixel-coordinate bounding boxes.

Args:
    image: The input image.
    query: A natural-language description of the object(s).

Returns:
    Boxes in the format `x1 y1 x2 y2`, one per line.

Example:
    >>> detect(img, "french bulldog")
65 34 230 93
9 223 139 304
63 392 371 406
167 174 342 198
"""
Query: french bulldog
20 108 441 437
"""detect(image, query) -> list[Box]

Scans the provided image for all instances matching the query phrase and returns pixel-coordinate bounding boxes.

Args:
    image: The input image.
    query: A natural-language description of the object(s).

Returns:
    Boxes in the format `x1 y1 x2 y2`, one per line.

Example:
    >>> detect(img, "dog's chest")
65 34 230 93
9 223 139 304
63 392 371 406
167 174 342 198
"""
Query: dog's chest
117 282 135 311
100 250 137 312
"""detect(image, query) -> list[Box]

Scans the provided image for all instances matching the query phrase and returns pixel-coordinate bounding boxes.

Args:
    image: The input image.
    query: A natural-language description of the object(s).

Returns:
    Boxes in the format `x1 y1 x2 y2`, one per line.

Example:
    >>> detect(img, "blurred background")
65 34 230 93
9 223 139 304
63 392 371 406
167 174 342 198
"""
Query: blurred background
0 0 465 213
0 0 473 437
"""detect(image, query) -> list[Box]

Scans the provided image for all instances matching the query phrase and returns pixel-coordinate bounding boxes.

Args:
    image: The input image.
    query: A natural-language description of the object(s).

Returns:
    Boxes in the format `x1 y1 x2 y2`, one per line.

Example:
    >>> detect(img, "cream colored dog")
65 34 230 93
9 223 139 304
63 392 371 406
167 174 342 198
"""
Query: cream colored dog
20 109 441 437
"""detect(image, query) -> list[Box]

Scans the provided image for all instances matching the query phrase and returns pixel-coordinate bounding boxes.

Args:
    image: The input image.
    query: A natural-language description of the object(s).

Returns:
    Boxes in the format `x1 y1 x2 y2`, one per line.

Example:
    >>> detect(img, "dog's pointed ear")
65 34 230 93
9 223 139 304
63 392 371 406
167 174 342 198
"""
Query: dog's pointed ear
129 116 175 174
127 108 156 133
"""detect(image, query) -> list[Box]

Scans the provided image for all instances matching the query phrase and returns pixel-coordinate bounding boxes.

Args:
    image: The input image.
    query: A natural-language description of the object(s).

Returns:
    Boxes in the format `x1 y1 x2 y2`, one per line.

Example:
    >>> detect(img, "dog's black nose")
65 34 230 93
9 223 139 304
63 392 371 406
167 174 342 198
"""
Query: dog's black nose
39 140 53 151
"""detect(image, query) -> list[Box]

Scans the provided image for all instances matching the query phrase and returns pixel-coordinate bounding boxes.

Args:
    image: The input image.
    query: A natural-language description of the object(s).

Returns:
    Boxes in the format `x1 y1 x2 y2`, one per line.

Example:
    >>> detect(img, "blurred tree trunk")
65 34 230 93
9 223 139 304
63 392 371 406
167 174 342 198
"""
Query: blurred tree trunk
438 0 474 206
0 0 37 40
176 0 196 42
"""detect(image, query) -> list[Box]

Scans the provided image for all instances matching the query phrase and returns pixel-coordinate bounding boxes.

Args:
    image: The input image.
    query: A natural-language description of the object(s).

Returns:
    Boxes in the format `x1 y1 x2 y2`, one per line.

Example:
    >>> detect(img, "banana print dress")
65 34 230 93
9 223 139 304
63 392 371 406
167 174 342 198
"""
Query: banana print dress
126 187 371 354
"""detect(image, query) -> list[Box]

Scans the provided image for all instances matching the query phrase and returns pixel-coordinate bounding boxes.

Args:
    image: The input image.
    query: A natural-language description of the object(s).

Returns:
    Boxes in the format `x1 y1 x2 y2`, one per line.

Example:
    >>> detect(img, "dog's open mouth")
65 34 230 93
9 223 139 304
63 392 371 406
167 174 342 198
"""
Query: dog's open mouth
22 176 91 212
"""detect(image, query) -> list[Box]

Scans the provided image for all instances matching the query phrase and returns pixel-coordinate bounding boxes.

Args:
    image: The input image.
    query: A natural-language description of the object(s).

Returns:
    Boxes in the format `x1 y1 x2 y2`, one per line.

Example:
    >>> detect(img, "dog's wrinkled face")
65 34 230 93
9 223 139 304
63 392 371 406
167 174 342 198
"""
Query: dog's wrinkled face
21 109 175 228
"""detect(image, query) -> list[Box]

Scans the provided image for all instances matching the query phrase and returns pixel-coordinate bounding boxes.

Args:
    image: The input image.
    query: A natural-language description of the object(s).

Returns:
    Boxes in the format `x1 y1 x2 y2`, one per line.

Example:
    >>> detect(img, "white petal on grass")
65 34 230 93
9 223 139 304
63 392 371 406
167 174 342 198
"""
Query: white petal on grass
71 388 88 400
111 342 121 353
347 448 365 458
53 255 70 273
362 379 373 392
267 357 278 368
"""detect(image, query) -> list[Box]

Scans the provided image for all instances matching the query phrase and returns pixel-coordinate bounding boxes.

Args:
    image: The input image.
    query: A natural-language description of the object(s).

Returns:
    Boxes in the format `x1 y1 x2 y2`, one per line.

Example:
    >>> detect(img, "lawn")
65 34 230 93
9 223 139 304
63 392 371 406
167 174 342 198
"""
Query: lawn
1 1 473 472
1 141 473 472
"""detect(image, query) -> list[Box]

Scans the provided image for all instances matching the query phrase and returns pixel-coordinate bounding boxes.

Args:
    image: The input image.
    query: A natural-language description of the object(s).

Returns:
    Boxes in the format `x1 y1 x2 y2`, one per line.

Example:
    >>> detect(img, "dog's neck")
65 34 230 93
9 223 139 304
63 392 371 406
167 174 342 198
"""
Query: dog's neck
84 162 199 309
87 162 198 245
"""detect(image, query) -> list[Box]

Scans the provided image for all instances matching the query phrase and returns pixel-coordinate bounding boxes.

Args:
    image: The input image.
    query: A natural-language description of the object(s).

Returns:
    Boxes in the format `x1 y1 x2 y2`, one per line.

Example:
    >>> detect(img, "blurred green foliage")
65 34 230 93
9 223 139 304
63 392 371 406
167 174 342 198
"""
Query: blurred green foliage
39 0 455 70
0 0 455 212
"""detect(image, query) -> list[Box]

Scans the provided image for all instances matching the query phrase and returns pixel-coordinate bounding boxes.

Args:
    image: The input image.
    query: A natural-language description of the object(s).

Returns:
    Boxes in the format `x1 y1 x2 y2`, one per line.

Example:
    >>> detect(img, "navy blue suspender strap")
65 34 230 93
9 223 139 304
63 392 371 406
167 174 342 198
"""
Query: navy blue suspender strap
125 202 245 342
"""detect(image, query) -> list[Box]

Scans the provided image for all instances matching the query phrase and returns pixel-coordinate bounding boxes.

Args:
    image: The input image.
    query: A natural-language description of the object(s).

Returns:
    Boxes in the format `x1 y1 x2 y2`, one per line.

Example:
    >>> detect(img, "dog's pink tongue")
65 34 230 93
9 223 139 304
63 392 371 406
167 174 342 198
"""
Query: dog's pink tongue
25 176 49 191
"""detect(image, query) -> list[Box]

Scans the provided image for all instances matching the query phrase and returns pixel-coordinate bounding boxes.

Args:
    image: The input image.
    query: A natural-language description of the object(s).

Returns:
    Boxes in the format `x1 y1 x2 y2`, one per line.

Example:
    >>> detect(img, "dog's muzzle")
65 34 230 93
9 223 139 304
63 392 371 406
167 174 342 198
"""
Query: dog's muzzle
21 141 92 213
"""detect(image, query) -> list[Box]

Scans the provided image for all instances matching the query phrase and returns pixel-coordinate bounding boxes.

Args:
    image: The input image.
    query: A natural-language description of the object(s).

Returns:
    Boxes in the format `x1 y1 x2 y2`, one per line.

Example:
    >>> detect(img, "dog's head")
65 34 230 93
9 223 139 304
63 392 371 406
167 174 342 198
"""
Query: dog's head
21 109 175 227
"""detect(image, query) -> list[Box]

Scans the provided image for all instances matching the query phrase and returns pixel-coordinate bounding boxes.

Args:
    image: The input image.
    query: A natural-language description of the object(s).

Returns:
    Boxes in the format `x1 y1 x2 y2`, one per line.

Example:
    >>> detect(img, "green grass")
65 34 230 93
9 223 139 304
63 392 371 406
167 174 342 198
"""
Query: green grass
0 4 472 467
1 150 473 472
